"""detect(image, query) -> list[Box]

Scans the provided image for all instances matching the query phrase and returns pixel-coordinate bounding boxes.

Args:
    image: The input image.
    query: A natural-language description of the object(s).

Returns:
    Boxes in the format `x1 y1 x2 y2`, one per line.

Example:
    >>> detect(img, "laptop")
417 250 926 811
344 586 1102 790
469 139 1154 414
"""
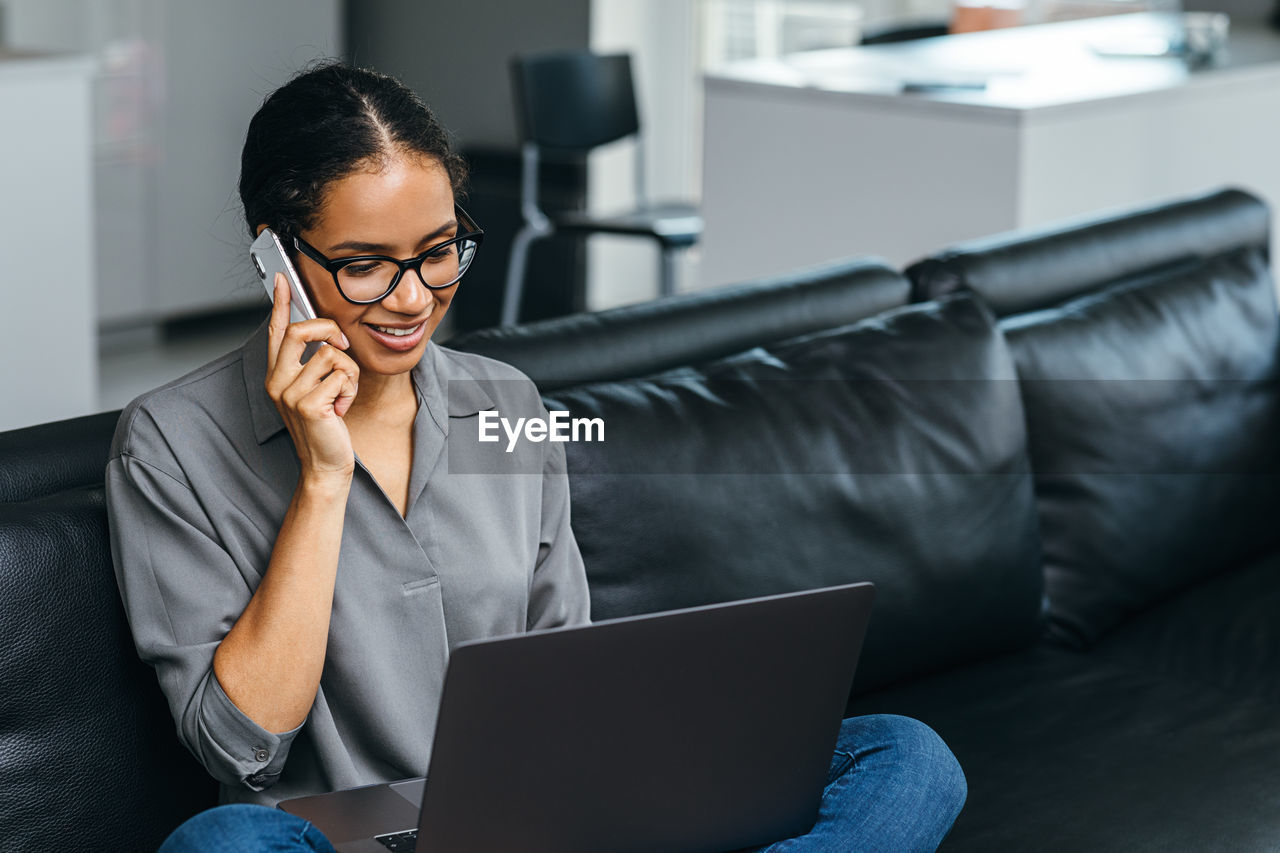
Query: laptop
279 581 875 853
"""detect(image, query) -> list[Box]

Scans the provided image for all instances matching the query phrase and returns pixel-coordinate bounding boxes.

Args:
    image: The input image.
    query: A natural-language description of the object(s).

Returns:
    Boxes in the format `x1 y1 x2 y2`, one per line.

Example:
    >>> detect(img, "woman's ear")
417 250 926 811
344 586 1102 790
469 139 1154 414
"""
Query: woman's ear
254 224 268 238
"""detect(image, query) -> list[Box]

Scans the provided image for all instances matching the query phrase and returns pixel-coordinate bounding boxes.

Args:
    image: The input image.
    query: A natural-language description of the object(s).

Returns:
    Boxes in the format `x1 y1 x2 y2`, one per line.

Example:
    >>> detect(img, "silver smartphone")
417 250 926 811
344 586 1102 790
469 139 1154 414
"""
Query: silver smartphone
251 228 321 362
250 228 318 324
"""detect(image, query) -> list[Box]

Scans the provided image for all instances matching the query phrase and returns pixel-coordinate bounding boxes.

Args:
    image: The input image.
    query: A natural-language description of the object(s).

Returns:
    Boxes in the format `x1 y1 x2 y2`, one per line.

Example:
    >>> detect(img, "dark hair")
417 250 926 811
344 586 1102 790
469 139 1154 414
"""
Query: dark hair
239 61 468 238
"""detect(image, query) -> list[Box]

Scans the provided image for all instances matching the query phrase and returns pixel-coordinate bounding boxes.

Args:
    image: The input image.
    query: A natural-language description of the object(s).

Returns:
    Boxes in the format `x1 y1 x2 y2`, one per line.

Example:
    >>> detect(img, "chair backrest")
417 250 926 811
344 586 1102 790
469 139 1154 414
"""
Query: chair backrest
510 51 640 151
906 187 1271 316
0 410 121 502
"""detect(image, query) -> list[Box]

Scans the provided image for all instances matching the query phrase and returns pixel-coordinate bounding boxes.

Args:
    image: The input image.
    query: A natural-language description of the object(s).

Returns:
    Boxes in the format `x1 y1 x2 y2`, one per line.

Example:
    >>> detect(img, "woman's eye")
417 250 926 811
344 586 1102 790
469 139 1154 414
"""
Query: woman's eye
344 262 381 277
426 243 458 262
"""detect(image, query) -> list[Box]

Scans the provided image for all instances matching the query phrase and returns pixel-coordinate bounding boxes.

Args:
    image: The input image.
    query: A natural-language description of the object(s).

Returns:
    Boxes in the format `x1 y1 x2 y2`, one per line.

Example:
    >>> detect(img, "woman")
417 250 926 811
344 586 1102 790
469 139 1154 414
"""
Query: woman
107 62 966 852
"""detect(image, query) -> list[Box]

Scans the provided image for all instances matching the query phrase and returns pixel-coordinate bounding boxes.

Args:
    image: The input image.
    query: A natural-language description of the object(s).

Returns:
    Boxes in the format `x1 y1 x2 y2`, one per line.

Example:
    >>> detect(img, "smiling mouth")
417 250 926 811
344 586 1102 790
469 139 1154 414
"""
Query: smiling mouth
367 323 423 337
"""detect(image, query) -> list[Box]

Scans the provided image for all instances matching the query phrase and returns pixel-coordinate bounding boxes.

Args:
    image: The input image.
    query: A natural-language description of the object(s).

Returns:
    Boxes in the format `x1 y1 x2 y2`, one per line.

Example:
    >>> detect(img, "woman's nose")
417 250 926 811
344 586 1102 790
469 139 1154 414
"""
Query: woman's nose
383 269 433 315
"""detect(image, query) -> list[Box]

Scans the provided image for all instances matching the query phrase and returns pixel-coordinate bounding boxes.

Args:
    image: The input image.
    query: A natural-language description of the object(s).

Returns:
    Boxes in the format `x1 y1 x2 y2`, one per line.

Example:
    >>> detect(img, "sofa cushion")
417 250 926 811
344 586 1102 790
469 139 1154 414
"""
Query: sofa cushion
849 645 1280 853
1094 548 1280 705
544 295 1042 695
1002 247 1280 648
446 258 910 390
0 486 214 852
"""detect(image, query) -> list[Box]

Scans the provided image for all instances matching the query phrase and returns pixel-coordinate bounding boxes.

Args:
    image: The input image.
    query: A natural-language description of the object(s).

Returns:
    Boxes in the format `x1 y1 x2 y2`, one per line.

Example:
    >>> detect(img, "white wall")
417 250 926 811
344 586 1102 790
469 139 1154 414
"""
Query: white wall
3 0 344 328
150 1 344 320
588 0 703 310
0 54 97 431
0 0 343 429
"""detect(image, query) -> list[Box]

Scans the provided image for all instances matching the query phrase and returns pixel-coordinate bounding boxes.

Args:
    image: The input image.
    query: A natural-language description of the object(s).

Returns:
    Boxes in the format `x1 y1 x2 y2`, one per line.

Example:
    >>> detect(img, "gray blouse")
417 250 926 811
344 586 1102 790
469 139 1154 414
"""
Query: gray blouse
105 321 591 806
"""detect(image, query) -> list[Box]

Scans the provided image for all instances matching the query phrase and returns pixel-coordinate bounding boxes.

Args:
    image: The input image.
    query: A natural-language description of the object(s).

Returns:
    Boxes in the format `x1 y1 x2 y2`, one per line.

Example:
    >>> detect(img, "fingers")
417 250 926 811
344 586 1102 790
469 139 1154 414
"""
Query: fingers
297 369 356 419
275 345 360 411
267 274 291 374
290 346 359 399
334 374 358 418
273 318 351 380
267 271 350 376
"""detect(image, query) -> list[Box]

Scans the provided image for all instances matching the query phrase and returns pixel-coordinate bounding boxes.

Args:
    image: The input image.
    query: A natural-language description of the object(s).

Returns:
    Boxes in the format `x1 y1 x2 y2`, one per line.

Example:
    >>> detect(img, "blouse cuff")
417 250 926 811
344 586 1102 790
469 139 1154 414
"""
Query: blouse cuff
197 673 304 792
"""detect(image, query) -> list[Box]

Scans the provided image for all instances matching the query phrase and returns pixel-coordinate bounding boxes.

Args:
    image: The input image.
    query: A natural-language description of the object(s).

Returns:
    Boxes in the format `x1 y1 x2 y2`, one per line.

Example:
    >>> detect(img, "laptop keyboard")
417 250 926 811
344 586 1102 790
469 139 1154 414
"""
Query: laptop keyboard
375 830 418 851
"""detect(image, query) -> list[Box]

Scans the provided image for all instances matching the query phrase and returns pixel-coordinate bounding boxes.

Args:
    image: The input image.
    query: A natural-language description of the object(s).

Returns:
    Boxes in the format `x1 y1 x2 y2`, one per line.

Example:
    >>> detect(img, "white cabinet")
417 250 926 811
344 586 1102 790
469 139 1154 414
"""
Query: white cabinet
701 14 1280 284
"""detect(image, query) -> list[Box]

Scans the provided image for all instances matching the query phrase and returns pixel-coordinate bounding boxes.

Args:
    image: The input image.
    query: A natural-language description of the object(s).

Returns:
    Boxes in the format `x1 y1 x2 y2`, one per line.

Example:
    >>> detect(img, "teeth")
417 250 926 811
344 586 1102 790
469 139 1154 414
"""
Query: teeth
371 324 420 337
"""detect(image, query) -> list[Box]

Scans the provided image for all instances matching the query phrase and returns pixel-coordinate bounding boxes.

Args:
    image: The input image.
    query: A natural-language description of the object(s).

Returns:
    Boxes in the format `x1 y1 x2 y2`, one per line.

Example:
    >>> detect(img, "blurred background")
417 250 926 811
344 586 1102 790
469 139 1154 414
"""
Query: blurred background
1 0 1276 431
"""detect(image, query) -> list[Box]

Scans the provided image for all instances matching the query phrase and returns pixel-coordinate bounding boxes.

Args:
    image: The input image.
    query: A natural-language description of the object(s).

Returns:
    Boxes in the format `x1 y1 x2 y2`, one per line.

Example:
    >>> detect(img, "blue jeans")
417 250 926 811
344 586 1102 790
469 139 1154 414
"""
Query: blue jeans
160 714 965 853
158 803 336 853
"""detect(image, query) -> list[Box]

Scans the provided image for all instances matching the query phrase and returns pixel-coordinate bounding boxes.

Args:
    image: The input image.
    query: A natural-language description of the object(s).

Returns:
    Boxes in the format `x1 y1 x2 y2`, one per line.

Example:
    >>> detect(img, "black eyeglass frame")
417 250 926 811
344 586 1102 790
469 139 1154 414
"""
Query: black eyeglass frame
289 205 485 305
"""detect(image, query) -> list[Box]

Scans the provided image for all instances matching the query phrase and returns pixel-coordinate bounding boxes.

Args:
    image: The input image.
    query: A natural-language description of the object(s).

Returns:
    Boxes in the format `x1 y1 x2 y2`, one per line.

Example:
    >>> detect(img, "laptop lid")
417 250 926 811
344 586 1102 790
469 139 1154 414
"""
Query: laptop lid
282 582 874 852
417 581 874 853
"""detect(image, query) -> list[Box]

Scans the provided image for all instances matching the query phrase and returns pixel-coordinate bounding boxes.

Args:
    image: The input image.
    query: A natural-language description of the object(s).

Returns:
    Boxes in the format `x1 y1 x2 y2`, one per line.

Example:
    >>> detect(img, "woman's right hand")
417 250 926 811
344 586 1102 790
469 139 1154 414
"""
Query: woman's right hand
264 274 360 483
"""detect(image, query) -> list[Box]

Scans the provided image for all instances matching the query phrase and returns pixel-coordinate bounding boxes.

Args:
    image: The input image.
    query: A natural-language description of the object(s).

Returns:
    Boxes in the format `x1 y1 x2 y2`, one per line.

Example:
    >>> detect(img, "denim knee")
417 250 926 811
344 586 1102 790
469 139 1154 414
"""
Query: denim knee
159 803 335 853
850 714 968 819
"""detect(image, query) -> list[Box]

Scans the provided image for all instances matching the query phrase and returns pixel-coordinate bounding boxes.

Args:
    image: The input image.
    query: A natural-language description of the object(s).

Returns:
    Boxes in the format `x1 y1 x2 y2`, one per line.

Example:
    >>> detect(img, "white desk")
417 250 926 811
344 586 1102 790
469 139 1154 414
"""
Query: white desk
0 50 97 431
700 14 1280 286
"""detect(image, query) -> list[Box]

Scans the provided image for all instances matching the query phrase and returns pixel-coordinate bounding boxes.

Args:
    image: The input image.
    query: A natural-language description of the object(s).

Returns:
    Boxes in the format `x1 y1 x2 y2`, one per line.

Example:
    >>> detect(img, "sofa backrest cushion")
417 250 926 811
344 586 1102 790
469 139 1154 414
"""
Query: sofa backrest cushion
544 294 1043 695
907 188 1270 316
0 410 121 502
0 486 215 851
446 258 910 390
1003 247 1280 648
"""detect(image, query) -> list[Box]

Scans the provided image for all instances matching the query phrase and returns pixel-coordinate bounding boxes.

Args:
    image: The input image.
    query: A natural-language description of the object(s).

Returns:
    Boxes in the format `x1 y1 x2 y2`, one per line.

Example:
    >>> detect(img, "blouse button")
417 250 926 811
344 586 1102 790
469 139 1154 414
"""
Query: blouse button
253 748 270 763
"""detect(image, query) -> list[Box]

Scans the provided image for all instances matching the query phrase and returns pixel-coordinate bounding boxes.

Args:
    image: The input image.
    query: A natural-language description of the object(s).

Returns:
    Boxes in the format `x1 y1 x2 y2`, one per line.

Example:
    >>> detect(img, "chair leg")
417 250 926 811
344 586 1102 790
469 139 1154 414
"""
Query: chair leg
659 247 680 298
502 223 543 326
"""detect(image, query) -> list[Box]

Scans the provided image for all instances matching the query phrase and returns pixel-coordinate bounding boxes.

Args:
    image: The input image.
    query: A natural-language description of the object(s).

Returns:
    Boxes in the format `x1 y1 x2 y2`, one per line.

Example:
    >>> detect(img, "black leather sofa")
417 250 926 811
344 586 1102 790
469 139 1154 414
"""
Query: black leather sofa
2 187 1276 852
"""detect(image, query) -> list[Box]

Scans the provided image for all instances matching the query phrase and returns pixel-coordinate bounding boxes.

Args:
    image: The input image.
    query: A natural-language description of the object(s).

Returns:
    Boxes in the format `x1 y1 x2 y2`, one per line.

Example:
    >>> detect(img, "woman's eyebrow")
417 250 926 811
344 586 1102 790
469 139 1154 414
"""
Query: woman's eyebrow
327 220 458 254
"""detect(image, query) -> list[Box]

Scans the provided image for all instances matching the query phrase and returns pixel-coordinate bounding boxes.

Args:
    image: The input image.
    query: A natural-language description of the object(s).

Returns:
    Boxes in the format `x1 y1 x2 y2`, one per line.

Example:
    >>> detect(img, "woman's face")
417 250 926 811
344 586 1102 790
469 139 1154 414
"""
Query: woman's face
294 155 459 377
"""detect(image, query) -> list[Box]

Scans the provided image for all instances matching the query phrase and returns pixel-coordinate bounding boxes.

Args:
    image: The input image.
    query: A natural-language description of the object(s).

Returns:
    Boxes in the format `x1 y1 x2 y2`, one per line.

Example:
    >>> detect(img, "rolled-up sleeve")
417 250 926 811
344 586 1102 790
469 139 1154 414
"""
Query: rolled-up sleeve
527 437 591 630
106 447 301 791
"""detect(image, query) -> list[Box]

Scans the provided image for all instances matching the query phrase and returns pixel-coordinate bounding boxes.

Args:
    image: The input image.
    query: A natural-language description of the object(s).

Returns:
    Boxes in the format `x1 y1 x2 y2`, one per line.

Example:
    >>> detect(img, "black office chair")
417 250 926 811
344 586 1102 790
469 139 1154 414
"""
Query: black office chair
502 51 702 327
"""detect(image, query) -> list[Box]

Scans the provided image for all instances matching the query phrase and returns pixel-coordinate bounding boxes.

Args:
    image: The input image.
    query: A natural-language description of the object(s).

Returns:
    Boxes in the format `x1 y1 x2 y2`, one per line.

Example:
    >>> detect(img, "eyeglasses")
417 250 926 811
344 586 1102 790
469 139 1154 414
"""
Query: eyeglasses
290 205 484 304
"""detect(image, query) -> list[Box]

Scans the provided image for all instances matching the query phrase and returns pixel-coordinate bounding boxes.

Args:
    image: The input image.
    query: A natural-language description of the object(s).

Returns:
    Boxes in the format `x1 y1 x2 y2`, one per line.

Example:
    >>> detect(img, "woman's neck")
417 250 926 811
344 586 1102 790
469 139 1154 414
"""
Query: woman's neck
346 370 417 425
